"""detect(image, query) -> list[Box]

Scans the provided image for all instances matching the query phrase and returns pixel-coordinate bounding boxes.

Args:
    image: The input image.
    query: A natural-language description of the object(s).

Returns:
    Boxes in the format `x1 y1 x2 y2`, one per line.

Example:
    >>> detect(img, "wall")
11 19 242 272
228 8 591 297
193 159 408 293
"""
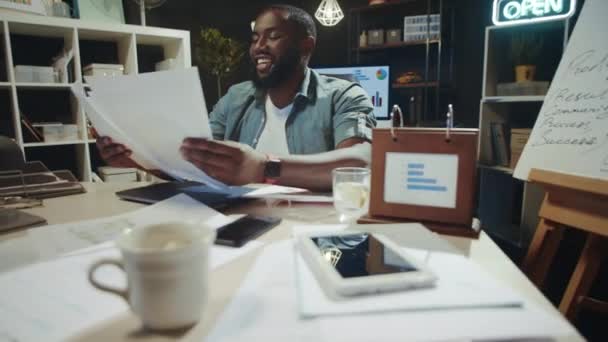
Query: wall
125 0 489 127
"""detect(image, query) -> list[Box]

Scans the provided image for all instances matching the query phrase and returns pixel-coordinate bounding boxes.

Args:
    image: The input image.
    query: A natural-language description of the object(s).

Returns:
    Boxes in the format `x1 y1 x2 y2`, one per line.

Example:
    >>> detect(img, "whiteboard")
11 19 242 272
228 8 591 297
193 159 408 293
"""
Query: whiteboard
514 0 608 181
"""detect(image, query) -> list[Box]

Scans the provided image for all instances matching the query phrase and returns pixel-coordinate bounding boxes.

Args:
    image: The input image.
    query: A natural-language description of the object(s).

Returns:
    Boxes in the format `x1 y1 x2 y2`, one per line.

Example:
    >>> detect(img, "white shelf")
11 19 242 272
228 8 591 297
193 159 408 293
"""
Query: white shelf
15 82 73 89
478 164 514 175
1 16 190 181
482 96 545 103
23 140 88 147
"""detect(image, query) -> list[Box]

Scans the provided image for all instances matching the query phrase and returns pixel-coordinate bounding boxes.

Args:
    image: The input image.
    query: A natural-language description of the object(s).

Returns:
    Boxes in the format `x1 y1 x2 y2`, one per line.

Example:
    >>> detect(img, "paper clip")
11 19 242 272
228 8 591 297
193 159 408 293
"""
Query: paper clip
445 104 454 142
390 104 403 141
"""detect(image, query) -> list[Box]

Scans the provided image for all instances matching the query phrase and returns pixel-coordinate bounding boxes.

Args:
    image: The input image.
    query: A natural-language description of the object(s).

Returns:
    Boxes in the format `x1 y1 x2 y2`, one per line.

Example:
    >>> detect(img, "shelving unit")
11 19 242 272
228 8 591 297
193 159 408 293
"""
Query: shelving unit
477 19 570 250
0 12 190 181
347 0 454 123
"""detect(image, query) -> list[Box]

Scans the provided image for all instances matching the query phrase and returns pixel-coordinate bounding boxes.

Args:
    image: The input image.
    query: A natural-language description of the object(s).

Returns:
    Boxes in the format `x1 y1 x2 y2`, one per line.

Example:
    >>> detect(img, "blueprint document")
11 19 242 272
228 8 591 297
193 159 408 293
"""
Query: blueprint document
72 67 225 189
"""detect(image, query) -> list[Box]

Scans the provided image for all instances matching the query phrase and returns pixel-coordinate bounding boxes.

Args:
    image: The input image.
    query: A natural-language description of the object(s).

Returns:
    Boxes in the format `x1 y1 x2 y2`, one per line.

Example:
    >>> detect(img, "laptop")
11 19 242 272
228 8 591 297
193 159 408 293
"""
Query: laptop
116 181 253 209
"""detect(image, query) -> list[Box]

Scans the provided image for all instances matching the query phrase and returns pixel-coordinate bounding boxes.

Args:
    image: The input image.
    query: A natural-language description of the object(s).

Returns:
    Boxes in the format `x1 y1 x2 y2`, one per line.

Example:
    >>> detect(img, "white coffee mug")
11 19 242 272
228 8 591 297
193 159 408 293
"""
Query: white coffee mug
88 221 216 330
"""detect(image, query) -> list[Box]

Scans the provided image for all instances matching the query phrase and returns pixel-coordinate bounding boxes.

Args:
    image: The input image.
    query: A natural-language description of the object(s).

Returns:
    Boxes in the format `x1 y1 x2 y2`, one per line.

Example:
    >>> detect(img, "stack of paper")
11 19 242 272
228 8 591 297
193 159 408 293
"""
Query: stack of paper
207 225 576 341
72 67 224 189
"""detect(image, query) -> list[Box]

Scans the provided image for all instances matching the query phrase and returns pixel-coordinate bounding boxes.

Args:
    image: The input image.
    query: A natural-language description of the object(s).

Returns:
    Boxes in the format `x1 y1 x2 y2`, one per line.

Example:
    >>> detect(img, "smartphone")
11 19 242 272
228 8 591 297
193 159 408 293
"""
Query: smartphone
215 214 282 247
296 231 436 296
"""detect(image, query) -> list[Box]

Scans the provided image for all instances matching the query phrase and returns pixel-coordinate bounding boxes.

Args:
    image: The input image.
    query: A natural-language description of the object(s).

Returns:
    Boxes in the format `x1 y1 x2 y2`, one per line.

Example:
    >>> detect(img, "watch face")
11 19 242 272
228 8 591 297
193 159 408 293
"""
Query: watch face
264 159 281 179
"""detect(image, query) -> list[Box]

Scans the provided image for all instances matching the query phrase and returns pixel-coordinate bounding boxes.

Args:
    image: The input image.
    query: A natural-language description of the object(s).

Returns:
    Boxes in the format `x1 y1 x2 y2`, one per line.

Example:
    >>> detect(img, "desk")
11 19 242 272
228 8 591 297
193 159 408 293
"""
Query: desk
0 183 582 341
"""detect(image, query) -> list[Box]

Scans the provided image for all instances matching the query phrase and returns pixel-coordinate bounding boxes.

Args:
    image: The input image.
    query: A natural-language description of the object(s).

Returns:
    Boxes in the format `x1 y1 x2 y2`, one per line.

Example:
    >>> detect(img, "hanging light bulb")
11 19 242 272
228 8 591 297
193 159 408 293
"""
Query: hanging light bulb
315 0 344 27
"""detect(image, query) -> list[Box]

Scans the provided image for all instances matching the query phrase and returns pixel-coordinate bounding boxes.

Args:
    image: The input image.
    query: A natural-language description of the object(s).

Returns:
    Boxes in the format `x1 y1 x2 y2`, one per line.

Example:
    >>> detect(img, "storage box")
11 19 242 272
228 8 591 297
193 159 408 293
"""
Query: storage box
98 166 138 182
83 63 124 77
14 65 56 83
510 128 532 168
32 123 80 142
496 81 550 96
403 14 440 42
386 29 402 44
367 29 385 45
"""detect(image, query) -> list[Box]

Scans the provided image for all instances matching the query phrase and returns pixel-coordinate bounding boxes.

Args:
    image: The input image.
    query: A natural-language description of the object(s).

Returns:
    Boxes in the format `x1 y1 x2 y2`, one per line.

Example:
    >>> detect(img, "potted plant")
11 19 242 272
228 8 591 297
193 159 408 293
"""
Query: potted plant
196 28 245 97
510 32 543 82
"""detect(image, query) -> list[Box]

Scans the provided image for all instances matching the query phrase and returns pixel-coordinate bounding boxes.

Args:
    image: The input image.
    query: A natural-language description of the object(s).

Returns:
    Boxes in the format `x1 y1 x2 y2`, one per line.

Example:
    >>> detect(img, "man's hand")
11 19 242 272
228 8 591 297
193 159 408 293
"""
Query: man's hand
180 138 266 185
95 136 140 169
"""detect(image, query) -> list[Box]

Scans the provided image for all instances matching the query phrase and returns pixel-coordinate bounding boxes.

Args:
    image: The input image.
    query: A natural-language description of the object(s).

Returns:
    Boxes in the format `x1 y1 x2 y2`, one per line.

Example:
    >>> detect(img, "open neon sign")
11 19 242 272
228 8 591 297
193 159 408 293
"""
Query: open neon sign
492 0 576 26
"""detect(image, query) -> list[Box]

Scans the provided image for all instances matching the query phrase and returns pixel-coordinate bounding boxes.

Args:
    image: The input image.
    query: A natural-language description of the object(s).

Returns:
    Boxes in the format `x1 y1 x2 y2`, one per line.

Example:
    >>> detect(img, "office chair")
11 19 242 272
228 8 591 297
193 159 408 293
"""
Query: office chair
0 136 25 172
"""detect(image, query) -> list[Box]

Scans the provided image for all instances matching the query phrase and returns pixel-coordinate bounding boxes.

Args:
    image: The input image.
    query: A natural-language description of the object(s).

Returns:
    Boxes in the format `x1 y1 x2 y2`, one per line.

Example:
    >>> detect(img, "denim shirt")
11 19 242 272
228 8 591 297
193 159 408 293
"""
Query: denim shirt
209 69 376 155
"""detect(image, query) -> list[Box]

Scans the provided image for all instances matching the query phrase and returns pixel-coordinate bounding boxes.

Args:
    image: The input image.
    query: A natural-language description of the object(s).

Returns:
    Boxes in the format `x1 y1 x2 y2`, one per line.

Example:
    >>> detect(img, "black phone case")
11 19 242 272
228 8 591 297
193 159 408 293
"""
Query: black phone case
215 215 282 247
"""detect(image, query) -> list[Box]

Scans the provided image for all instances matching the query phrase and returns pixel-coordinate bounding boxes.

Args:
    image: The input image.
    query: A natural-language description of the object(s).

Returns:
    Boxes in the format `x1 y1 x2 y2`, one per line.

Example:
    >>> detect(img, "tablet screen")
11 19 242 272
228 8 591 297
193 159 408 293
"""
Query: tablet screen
310 233 418 278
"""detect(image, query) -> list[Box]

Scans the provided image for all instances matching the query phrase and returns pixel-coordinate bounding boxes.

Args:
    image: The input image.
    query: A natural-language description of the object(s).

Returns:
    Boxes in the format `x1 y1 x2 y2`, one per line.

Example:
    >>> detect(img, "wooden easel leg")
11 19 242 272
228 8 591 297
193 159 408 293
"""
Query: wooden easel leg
522 218 565 288
559 234 607 321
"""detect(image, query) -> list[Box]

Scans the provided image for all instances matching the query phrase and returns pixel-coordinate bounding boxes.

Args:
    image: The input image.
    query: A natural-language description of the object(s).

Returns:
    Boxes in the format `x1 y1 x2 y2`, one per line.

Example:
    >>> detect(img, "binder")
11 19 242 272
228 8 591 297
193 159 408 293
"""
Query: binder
360 127 480 238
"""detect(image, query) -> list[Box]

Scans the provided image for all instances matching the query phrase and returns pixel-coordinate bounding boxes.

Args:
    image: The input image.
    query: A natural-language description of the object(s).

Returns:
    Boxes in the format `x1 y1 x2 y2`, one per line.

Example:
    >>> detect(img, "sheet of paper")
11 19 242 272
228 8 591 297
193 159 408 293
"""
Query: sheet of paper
242 185 309 198
7 194 233 270
296 246 523 317
207 238 576 342
513 0 608 181
294 223 523 316
71 84 157 170
249 194 334 203
79 68 225 189
0 239 262 342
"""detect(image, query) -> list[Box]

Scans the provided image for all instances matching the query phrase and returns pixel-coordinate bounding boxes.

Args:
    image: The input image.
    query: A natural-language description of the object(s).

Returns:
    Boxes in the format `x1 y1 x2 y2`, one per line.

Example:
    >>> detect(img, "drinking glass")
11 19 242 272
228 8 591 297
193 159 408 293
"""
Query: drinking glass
332 167 371 223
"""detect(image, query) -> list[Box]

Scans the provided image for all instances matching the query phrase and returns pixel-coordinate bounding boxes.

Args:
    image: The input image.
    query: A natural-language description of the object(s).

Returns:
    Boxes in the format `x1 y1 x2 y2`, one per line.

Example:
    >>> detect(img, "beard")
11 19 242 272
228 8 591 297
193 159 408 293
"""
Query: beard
251 45 302 89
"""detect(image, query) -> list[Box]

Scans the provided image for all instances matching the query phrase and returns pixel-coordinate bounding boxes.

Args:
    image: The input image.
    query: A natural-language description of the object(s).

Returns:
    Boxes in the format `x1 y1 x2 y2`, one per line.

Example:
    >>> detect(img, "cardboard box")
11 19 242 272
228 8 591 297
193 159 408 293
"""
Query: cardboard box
510 128 532 153
510 128 531 168
367 29 385 45
510 151 522 169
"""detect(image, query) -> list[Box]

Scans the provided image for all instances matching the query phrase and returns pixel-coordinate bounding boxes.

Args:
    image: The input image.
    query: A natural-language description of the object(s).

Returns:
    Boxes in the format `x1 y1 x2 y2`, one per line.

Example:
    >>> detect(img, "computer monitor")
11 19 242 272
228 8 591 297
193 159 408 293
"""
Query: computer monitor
314 65 390 119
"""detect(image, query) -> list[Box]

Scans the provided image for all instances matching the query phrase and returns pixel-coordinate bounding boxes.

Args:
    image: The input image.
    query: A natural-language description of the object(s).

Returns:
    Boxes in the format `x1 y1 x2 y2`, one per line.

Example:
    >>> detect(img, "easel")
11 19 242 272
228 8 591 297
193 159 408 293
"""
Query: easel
522 168 608 321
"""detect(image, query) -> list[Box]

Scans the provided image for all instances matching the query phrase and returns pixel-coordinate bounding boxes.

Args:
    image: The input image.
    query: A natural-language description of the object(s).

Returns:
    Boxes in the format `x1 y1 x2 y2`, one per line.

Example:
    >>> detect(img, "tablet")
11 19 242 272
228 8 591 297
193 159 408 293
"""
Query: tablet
296 231 436 296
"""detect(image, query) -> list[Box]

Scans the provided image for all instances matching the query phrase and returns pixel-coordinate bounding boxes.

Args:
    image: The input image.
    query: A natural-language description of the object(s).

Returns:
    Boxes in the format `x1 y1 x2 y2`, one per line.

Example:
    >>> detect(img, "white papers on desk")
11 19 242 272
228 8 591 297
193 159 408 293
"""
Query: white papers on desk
243 185 333 202
12 194 234 270
72 67 225 189
207 238 576 342
0 240 262 342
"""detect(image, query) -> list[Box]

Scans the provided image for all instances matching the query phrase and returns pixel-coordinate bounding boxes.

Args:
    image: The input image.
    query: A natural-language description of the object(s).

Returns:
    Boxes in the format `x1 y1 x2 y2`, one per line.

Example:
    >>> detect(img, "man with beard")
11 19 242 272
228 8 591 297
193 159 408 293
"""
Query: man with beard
96 4 375 191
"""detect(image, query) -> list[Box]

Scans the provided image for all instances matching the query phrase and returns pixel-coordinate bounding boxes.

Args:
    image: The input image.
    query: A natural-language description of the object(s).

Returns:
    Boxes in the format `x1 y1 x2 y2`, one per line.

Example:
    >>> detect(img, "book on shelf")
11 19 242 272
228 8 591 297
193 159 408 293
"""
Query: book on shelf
20 114 43 142
490 122 509 167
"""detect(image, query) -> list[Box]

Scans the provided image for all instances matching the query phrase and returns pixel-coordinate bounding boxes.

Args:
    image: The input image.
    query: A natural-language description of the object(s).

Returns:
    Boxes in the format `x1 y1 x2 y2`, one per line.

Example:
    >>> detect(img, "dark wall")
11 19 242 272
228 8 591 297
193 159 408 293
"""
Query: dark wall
125 0 489 127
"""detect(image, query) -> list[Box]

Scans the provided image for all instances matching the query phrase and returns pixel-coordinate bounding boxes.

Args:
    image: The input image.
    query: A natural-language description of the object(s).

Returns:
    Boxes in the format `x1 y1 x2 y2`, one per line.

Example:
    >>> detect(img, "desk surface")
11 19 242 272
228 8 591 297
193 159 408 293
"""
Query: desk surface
0 182 582 341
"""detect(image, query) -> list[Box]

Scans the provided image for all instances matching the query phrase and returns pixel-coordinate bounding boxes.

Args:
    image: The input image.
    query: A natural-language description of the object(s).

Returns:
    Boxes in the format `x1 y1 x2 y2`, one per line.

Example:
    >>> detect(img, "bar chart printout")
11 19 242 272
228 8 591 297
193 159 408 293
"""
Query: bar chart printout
384 152 459 208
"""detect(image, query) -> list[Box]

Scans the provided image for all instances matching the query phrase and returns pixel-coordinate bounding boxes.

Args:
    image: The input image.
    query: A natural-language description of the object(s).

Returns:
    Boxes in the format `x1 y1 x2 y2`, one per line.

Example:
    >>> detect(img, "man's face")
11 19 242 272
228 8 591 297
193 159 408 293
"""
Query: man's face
250 10 302 88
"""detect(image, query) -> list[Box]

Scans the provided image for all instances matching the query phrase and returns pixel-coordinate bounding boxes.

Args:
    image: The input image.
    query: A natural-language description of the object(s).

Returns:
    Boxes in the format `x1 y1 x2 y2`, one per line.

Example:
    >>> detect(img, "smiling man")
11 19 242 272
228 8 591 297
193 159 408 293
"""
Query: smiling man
97 4 375 191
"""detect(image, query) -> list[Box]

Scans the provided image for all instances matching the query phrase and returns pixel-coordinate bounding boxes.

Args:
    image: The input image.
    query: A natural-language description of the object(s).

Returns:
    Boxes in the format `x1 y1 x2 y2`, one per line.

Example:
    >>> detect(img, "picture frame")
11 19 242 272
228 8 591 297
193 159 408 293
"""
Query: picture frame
0 0 46 15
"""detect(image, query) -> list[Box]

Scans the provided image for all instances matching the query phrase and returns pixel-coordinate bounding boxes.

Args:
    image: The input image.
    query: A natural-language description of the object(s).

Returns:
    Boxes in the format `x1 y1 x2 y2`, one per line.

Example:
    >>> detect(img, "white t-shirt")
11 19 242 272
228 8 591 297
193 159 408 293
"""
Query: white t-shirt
255 95 293 156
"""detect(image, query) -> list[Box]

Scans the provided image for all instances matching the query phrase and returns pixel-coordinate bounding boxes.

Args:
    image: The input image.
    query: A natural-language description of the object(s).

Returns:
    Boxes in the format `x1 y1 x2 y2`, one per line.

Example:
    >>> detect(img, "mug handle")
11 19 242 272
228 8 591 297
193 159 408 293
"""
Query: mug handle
88 259 128 301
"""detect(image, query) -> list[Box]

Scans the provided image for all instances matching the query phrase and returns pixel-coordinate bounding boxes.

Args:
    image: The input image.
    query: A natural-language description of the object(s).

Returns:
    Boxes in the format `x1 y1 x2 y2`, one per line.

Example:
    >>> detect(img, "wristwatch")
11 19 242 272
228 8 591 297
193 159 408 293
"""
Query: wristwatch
263 156 282 184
